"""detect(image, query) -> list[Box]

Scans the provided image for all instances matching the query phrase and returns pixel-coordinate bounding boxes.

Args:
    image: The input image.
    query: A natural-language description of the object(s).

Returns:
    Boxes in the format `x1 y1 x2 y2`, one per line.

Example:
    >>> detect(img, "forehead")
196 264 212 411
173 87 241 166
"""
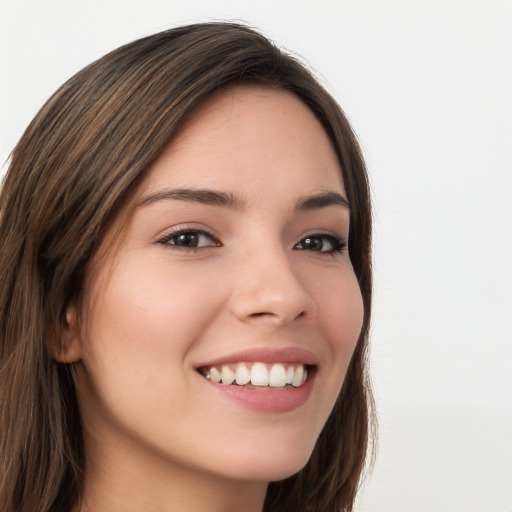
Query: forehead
138 86 345 202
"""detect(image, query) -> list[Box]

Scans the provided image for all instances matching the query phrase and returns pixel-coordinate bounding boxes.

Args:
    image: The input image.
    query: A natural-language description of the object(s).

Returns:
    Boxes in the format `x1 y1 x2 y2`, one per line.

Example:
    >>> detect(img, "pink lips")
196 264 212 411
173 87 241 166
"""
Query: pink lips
197 347 318 413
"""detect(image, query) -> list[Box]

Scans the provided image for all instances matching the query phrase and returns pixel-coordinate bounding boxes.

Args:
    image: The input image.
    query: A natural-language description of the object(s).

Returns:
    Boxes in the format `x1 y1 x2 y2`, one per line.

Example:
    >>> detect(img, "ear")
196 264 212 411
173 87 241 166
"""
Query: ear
54 306 83 363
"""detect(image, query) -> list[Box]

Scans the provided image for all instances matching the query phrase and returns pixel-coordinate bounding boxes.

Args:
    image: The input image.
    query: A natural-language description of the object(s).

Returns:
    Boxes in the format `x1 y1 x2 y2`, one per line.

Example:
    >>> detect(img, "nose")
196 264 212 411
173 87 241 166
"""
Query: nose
229 245 316 327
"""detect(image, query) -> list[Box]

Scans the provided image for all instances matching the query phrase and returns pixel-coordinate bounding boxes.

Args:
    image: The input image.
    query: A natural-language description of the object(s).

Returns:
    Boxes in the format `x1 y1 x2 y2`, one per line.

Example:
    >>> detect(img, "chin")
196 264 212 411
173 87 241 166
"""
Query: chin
216 439 315 483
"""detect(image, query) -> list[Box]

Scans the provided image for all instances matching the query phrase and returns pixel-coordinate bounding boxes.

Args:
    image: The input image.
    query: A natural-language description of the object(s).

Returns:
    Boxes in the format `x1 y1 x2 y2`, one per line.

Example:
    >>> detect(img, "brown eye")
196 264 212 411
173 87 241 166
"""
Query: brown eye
294 234 347 254
174 232 200 247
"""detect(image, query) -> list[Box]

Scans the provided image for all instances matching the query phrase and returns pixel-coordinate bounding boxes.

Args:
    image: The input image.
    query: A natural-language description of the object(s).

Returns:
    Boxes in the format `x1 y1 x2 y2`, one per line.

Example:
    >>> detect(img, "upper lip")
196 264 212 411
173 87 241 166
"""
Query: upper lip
196 346 320 369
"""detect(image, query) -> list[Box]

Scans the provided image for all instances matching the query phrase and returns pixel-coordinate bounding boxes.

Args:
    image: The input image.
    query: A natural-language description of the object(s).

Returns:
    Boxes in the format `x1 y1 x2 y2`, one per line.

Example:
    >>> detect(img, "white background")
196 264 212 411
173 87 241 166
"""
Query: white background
1 1 511 510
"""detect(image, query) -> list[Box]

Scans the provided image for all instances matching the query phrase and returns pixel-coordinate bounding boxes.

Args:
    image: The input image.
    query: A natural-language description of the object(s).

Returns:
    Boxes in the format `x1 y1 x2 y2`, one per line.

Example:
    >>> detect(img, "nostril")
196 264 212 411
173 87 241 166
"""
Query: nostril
247 310 307 322
250 312 271 318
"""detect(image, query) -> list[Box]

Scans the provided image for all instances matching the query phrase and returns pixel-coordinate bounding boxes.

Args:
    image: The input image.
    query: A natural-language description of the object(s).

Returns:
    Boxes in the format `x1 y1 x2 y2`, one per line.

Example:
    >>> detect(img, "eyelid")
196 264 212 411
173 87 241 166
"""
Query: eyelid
297 228 347 243
154 222 218 241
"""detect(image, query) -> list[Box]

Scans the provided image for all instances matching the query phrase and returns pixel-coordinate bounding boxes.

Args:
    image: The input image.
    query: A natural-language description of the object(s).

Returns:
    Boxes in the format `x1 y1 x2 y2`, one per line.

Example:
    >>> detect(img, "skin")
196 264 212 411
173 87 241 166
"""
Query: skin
63 86 364 512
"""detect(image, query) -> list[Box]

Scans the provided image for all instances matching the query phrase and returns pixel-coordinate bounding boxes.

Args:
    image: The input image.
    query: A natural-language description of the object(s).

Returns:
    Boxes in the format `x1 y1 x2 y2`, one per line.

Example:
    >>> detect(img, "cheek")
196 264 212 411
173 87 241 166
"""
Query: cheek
88 257 222 349
76 258 228 446
300 265 363 427
311 265 364 356
79 258 225 402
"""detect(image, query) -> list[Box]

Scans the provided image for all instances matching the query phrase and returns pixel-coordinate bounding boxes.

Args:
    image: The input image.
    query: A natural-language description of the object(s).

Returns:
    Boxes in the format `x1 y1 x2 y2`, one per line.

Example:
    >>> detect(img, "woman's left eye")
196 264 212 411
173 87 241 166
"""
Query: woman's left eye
294 234 347 254
157 229 219 250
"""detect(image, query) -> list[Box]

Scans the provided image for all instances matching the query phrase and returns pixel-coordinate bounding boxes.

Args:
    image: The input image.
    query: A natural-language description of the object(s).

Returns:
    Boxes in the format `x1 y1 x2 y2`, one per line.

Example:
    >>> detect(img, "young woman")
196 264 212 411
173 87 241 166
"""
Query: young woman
0 22 374 512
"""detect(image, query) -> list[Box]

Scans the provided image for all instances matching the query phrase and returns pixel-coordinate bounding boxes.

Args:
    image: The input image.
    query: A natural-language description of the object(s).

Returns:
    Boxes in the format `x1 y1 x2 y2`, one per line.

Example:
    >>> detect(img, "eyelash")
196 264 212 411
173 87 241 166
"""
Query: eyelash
156 228 347 255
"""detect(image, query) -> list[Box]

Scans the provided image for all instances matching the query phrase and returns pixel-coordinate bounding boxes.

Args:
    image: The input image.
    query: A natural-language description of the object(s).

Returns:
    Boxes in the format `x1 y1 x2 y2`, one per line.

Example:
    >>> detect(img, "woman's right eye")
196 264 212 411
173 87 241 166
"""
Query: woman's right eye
157 229 220 251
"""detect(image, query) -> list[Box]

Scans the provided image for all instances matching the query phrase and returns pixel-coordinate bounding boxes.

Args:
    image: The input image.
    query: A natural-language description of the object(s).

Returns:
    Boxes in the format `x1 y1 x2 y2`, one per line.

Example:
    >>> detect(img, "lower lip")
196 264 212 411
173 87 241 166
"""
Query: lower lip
202 371 316 413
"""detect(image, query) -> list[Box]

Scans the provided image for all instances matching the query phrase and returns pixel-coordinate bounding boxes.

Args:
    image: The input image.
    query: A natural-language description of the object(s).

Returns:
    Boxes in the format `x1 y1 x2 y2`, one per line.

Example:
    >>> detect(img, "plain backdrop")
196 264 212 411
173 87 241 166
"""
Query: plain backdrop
1 1 511 510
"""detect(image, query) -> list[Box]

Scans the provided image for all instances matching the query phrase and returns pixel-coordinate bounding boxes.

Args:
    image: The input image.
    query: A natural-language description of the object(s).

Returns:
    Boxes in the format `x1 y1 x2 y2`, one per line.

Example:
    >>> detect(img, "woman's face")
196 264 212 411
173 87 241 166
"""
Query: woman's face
70 87 363 486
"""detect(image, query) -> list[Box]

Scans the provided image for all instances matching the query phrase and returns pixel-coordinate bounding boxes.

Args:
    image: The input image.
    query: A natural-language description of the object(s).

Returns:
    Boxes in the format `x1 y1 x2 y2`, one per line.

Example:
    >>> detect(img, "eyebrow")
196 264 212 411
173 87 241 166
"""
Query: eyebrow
138 188 245 211
295 191 350 212
138 188 350 212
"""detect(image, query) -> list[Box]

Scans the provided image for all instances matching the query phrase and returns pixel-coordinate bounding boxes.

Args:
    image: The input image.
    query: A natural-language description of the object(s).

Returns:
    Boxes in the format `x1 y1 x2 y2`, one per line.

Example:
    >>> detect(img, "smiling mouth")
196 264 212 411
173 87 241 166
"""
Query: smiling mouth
198 362 312 389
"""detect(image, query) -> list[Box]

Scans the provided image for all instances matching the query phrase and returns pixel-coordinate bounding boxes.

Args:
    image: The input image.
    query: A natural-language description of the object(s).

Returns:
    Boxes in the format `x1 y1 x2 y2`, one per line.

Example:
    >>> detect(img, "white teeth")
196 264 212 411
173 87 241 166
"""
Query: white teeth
210 367 222 383
268 363 287 387
291 365 304 388
235 364 251 385
202 362 309 388
250 362 269 386
221 366 235 385
286 366 294 384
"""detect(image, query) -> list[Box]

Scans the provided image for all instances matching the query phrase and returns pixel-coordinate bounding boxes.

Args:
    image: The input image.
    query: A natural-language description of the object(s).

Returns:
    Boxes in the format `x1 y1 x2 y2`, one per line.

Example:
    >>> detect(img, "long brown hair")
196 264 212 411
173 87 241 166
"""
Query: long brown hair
0 22 374 512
